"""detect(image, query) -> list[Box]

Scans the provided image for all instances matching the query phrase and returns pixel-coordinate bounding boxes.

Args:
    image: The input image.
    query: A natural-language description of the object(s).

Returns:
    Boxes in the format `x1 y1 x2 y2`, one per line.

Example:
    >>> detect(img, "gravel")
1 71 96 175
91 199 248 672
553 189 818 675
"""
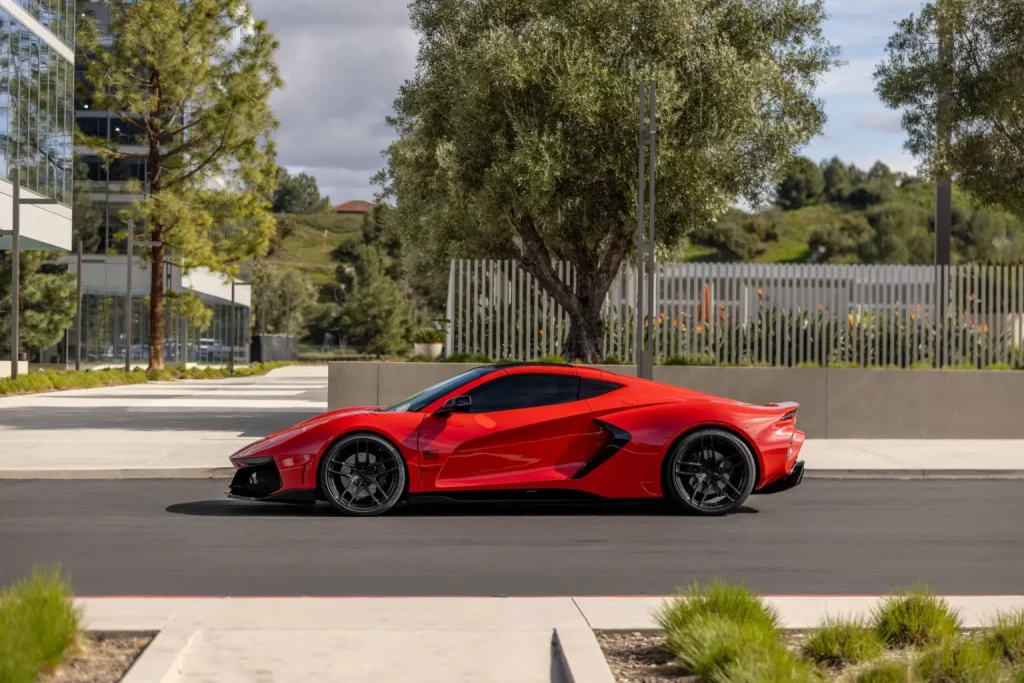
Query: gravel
596 631 699 683
41 633 155 683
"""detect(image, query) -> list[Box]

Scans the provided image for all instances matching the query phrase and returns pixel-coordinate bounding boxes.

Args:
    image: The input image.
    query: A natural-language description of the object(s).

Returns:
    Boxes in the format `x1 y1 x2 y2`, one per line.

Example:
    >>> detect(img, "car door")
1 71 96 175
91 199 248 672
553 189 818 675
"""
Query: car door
416 367 602 491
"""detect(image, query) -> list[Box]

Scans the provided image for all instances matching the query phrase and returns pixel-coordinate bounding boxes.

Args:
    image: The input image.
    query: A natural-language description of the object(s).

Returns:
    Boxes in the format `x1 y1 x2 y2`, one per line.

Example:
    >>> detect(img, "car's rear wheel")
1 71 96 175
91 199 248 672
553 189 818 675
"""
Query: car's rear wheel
319 433 407 517
663 428 756 515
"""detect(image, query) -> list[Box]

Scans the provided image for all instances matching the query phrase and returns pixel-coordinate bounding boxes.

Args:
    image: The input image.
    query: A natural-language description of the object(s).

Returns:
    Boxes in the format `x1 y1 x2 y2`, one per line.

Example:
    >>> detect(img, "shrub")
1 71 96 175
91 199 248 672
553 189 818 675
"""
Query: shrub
441 353 494 363
536 354 568 364
915 638 1005 683
0 567 81 683
407 354 432 363
873 588 962 648
412 328 446 344
802 618 884 667
983 610 1024 665
854 659 915 683
666 614 779 681
657 580 780 636
720 642 821 683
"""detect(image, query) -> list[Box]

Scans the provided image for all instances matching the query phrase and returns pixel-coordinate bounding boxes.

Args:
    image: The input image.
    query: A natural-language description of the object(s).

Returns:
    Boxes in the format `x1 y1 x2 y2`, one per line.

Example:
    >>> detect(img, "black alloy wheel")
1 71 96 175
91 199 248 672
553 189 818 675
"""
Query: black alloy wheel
663 428 756 515
319 433 407 516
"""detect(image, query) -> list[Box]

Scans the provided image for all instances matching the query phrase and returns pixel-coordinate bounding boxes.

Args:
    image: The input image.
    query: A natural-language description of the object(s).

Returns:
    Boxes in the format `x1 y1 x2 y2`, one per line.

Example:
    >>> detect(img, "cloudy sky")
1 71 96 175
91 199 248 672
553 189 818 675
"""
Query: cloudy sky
249 0 925 206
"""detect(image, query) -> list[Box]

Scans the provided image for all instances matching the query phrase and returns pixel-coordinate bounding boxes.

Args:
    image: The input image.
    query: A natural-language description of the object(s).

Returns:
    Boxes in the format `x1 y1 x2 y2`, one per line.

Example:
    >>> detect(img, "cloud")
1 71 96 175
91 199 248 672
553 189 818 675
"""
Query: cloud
818 59 879 96
251 0 418 203
856 111 904 134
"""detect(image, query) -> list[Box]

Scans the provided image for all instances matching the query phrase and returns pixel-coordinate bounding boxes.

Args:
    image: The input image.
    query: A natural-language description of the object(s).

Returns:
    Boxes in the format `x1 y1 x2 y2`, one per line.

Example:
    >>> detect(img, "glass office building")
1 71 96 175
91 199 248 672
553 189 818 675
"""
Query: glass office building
0 2 74 205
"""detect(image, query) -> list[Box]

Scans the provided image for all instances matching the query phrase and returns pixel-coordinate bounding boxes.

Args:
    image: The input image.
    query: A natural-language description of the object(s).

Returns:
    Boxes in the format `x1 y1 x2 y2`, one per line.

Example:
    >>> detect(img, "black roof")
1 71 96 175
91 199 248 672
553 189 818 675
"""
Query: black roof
489 361 575 369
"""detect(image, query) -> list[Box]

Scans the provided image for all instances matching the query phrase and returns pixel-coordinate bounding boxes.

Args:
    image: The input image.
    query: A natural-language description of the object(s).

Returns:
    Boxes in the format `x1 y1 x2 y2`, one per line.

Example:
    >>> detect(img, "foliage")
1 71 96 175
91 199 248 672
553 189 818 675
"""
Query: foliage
0 363 293 397
441 353 495 363
413 328 446 344
381 0 838 361
983 610 1024 666
776 157 825 210
915 638 1005 683
802 618 885 668
657 580 780 636
78 0 282 370
0 252 76 357
176 291 214 331
72 155 104 253
272 166 330 213
0 566 80 683
854 660 915 683
873 588 963 648
340 245 412 356
719 643 821 683
666 614 781 682
251 263 318 336
875 0 1024 220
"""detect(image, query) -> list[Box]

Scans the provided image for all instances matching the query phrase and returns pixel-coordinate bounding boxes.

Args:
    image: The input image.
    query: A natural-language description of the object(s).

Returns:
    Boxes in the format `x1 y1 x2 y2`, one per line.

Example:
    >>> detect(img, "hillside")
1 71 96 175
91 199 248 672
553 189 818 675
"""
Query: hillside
267 213 364 288
687 160 1024 265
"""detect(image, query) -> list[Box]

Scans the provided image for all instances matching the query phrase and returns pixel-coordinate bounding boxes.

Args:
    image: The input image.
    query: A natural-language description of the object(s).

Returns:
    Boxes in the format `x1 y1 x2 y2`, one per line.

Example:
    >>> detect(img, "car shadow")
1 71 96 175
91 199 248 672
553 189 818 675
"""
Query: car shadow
166 499 760 518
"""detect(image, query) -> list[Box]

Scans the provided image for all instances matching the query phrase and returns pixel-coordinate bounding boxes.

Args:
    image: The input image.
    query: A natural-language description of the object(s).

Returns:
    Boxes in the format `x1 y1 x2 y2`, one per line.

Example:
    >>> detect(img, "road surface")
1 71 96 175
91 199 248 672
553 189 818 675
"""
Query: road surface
0 479 1020 596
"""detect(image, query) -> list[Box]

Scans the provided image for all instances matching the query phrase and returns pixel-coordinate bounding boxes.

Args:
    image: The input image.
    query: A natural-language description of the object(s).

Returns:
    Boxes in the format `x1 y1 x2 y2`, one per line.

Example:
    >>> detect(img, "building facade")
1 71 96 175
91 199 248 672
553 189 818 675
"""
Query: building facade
0 0 74 252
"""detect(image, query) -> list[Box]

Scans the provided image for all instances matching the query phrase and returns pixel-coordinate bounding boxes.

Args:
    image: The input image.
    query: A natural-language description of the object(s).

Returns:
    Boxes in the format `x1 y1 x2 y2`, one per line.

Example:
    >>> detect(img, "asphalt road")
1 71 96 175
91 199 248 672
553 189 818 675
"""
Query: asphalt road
1 479 1020 596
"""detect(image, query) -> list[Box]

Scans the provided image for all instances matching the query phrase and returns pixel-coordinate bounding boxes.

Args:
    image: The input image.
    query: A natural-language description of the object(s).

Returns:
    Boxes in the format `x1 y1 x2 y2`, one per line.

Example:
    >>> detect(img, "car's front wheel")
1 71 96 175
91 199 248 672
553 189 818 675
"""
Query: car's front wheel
663 428 757 515
319 433 407 517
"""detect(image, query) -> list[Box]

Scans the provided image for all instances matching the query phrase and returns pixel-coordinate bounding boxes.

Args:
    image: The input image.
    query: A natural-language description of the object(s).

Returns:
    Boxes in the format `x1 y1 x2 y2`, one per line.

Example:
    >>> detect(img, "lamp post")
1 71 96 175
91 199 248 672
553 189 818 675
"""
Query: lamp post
636 82 657 379
74 241 108 371
2 168 61 380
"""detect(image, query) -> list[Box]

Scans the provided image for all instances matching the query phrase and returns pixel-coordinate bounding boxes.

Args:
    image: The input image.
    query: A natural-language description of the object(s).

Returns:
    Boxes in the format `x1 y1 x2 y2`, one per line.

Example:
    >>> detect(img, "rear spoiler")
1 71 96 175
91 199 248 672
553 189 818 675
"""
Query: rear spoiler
760 401 799 423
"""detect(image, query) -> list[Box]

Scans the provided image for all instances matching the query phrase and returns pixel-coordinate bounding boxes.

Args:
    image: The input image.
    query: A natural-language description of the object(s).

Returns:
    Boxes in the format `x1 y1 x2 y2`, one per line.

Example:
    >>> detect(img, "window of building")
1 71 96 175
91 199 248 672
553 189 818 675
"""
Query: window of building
466 373 581 413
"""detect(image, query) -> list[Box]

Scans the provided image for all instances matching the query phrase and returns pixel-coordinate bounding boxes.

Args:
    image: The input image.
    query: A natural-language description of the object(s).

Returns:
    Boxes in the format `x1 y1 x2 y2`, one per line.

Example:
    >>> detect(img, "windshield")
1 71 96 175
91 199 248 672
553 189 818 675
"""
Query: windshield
380 366 497 413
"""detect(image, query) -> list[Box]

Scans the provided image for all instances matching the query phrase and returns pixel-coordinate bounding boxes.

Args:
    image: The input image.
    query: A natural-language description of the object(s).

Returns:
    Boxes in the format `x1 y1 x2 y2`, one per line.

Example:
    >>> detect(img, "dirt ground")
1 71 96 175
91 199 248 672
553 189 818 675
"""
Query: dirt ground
40 633 155 683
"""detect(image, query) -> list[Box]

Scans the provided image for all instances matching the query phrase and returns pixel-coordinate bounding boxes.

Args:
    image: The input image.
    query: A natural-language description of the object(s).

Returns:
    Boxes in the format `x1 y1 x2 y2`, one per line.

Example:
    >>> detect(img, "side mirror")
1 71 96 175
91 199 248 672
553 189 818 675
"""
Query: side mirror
436 395 471 417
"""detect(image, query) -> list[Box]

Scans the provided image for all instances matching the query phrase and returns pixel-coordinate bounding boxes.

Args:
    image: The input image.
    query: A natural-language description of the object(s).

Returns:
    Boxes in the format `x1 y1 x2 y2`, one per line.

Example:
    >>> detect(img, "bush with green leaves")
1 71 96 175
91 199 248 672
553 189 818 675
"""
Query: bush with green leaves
802 618 884 668
0 567 80 683
915 638 1005 683
666 614 779 681
720 642 821 683
873 588 962 648
983 610 1024 666
412 328 446 344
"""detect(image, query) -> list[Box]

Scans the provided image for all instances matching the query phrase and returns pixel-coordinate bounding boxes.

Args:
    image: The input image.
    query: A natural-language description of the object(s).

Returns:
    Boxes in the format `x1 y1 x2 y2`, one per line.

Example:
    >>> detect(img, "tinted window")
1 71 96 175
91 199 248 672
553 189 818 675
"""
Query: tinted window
579 378 623 400
381 366 497 413
467 373 580 413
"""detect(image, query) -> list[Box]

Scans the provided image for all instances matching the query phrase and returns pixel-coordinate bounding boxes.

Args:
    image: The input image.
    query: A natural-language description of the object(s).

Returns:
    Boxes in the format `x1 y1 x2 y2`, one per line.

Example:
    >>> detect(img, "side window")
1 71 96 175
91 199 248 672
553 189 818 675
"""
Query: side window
466 373 580 413
579 378 623 400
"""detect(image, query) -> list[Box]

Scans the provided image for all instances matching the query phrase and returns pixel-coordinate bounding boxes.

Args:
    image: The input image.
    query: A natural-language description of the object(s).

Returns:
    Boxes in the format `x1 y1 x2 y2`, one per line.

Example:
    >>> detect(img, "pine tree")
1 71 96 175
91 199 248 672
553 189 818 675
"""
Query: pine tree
340 245 411 357
0 253 75 358
77 0 282 370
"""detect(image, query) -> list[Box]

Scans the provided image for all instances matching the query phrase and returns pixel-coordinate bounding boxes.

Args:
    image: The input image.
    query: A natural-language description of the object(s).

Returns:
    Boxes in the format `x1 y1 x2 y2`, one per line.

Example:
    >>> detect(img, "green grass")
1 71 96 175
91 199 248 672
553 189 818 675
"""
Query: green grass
854 660 915 683
915 638 1005 683
720 642 821 683
802 618 885 668
982 610 1024 665
666 614 781 682
872 588 962 648
657 580 780 636
0 362 294 396
0 567 81 683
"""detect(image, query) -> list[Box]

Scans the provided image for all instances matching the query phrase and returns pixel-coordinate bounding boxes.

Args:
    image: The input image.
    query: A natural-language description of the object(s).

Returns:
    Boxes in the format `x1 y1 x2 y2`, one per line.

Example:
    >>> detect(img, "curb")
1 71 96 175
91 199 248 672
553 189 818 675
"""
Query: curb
3 468 1022 481
553 626 617 683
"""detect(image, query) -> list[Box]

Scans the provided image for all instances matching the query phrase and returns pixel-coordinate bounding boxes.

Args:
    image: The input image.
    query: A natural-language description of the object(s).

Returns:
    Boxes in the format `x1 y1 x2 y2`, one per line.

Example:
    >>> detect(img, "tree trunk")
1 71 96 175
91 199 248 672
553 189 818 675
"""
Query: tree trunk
148 242 165 371
563 291 606 363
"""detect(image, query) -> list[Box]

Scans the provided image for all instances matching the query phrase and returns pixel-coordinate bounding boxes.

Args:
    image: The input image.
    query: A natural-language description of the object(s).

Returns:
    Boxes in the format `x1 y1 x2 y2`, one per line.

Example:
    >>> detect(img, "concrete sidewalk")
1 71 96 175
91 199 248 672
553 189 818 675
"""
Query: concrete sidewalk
82 596 1024 683
0 438 1021 479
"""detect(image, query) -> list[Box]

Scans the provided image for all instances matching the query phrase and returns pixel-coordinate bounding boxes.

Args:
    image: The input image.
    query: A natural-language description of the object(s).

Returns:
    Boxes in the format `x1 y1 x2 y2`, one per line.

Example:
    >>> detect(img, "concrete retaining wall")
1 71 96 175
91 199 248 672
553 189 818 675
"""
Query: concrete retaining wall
0 361 29 379
327 362 1024 438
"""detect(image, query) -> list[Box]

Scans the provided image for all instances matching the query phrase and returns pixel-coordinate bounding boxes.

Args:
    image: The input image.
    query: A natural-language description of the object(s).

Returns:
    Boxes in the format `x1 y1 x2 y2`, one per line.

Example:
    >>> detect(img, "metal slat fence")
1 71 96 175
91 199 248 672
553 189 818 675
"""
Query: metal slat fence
444 261 1024 369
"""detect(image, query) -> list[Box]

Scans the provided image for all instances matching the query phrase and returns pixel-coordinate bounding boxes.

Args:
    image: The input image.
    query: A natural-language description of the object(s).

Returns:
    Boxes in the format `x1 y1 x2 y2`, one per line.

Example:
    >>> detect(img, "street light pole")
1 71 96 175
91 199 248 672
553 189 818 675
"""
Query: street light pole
636 82 657 379
125 220 133 372
11 168 20 379
76 240 82 371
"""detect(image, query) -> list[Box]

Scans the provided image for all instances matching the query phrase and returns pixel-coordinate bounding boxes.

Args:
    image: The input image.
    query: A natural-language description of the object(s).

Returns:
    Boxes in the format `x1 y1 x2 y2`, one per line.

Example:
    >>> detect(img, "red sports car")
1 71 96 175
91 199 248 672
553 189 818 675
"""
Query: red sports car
228 363 805 516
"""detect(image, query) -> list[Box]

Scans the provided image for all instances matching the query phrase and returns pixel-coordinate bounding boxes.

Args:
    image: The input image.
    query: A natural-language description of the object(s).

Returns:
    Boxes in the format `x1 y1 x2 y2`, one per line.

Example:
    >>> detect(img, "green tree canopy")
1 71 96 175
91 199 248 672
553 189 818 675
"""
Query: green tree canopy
251 263 318 336
340 245 412 357
78 0 282 370
776 157 825 210
0 253 75 358
272 167 330 213
72 155 104 254
822 156 851 202
380 0 838 360
876 0 1024 218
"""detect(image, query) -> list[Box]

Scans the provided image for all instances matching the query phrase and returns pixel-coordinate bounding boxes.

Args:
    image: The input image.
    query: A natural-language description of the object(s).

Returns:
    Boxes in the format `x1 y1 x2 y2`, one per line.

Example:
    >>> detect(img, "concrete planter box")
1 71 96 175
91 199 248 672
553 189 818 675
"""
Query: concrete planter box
327 362 1024 438
0 360 29 379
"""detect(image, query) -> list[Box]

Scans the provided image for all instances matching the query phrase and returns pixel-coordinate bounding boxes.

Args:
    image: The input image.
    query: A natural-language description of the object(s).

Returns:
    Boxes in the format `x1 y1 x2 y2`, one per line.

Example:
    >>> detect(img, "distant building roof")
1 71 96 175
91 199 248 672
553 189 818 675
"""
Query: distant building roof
332 200 374 215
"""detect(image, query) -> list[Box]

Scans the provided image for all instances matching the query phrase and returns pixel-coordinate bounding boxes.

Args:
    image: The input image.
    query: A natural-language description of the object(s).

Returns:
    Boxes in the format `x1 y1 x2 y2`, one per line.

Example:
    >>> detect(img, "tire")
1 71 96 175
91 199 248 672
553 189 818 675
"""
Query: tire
662 428 757 515
319 432 407 517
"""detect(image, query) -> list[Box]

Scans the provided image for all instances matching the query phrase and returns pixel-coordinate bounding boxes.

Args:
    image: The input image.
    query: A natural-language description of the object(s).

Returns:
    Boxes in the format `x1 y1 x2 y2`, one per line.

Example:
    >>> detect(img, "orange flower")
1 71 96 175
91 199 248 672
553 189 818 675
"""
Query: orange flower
538 329 545 335
817 304 825 312
680 323 687 331
673 320 679 328
696 325 704 334
847 314 854 326
758 288 764 298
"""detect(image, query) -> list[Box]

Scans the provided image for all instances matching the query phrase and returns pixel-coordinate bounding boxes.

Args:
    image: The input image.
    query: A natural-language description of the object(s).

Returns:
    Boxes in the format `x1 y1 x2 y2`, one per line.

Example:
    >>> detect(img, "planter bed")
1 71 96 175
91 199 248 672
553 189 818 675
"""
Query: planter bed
40 633 154 683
